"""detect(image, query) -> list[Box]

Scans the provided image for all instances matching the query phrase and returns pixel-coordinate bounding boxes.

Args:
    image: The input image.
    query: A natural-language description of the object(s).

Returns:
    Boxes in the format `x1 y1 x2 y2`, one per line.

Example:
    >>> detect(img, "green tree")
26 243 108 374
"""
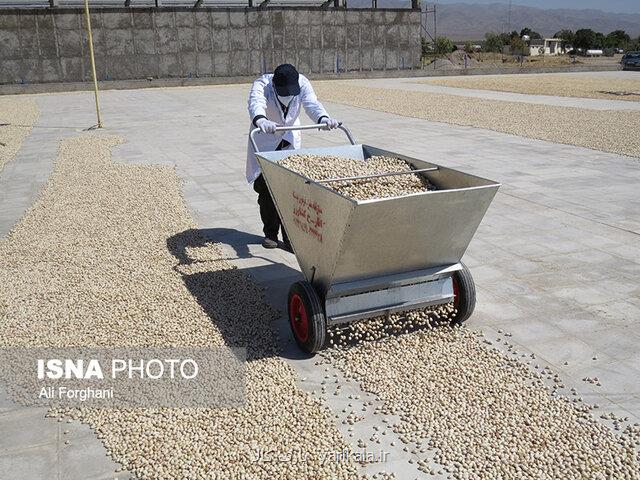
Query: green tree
421 36 433 58
484 32 504 53
434 36 455 54
520 27 542 39
574 29 598 50
498 32 517 46
464 41 475 54
554 29 575 49
605 30 630 49
510 36 527 55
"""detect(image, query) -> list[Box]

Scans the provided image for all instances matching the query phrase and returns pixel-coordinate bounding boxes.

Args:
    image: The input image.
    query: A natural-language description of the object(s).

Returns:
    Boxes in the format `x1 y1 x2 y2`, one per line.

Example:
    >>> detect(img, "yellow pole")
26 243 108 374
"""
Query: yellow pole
84 0 102 128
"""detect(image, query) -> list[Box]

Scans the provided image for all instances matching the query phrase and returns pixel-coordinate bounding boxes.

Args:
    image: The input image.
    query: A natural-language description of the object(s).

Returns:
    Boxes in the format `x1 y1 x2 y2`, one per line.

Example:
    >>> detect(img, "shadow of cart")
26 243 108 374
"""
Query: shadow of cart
166 228 309 361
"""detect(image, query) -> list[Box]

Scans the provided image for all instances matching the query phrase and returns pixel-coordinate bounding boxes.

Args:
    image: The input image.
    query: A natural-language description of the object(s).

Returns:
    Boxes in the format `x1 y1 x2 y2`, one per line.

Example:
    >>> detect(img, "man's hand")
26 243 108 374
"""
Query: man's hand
320 117 340 130
256 118 278 134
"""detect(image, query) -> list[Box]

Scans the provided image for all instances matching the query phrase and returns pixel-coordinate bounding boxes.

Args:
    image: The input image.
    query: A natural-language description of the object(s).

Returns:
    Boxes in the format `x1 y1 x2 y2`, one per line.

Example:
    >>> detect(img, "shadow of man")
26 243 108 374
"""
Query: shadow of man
166 228 307 360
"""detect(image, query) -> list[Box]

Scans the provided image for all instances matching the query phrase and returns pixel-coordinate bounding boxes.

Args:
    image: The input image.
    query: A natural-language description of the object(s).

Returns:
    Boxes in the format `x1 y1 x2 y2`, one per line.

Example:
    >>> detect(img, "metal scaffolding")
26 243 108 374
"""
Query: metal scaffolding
420 2 436 43
420 3 438 69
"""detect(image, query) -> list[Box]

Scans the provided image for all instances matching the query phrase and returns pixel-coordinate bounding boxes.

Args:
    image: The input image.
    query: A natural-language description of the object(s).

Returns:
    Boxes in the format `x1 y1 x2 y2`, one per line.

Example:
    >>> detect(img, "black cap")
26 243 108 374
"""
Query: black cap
273 64 300 96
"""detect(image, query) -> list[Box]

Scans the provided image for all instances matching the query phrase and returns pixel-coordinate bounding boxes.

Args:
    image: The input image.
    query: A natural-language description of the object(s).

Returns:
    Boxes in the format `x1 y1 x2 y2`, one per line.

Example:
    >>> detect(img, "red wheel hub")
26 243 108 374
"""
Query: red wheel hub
289 293 309 343
452 276 460 309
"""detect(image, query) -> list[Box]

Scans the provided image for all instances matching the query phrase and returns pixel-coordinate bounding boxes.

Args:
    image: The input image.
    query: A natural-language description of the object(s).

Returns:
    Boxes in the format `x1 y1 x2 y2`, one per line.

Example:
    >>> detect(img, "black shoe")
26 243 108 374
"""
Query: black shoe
281 240 293 253
262 237 278 249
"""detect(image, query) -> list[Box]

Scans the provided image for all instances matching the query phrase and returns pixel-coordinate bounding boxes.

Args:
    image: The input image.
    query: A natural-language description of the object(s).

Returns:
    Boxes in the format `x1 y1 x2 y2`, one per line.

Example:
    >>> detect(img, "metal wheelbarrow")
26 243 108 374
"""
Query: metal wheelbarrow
250 124 500 354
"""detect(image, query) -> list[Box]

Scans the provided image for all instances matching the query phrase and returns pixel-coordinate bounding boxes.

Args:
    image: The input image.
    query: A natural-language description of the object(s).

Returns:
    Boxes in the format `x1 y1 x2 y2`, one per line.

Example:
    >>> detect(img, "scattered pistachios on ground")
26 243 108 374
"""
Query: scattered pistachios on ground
0 96 39 172
0 134 362 480
279 154 436 200
322 308 640 479
422 74 640 102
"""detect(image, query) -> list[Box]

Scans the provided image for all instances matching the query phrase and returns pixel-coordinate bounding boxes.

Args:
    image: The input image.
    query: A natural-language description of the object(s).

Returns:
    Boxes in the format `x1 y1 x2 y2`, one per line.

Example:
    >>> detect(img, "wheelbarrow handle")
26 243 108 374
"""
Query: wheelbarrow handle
249 123 357 153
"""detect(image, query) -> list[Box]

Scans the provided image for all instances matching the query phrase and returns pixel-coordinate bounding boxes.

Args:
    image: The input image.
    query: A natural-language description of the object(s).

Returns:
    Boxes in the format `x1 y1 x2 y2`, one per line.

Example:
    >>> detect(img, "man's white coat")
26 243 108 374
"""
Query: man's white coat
246 73 328 183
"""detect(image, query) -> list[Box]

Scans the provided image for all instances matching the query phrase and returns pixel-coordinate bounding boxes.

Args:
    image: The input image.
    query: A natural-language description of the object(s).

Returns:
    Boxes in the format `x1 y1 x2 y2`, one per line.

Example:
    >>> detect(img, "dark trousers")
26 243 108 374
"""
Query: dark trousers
253 174 288 243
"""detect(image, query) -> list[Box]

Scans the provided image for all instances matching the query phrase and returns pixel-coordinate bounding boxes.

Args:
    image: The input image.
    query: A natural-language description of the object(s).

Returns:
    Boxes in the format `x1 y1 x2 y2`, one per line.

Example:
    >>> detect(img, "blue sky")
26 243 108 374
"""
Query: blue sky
433 0 640 14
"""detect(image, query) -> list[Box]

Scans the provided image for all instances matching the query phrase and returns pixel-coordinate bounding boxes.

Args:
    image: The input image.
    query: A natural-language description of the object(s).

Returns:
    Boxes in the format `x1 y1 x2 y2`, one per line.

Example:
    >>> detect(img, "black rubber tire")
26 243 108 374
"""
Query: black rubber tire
452 262 476 324
287 281 327 354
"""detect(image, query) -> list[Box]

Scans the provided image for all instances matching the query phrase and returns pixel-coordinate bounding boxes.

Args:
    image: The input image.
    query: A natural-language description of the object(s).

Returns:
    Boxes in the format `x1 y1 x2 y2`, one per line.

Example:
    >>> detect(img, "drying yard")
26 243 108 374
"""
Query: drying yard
313 78 640 158
1 71 639 479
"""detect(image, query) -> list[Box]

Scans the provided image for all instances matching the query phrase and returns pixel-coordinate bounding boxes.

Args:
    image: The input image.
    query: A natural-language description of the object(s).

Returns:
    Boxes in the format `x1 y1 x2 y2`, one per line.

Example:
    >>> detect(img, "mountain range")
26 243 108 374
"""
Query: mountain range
350 1 640 40
430 0 638 15
433 3 640 40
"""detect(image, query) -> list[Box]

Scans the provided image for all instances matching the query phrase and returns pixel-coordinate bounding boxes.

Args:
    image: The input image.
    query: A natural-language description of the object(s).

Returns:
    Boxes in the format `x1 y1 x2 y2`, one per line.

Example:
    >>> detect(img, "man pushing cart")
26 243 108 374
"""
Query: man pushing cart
247 66 500 355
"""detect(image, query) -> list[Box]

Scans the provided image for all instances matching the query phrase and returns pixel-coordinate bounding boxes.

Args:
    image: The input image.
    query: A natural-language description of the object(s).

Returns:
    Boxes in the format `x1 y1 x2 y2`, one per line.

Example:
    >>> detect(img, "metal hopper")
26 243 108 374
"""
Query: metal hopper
250 124 500 354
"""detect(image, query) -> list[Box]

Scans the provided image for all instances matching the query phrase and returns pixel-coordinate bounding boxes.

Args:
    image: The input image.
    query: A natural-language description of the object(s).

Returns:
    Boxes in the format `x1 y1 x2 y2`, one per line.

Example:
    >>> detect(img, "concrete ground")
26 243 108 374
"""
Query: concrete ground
1 72 639 478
